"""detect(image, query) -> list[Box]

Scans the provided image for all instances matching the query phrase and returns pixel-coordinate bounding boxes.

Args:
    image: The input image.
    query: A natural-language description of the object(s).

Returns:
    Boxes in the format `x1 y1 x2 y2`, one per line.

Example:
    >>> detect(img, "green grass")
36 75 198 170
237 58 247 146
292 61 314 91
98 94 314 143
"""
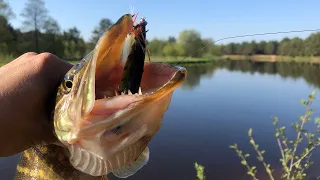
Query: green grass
148 56 222 64
223 55 320 63
0 53 15 66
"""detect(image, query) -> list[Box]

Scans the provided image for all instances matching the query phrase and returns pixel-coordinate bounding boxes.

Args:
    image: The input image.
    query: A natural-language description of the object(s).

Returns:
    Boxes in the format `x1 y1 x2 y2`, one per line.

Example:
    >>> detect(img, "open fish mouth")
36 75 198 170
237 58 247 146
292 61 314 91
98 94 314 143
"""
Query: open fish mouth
53 13 187 177
92 62 187 118
67 14 187 138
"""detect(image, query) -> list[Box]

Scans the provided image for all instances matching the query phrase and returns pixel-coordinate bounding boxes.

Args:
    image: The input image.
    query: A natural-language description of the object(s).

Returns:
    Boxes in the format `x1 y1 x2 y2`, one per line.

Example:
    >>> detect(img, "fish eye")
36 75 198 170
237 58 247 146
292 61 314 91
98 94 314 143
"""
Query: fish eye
64 80 73 92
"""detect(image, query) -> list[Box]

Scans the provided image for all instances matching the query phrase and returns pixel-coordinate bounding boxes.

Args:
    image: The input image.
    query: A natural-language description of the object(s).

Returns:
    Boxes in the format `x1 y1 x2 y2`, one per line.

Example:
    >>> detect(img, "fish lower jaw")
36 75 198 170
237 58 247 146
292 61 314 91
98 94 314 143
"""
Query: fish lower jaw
97 86 158 101
115 86 143 96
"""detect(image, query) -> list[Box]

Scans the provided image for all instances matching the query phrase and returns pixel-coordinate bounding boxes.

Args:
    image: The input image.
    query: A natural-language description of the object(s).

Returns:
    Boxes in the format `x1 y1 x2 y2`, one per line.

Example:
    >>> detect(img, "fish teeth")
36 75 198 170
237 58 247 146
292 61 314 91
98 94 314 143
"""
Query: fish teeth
139 87 142 95
115 90 119 96
128 90 133 95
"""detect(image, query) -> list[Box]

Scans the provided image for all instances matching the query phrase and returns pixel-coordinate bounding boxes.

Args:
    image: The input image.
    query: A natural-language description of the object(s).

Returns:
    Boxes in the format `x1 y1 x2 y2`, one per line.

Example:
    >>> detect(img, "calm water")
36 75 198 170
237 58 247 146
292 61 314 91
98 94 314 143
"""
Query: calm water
2 60 320 180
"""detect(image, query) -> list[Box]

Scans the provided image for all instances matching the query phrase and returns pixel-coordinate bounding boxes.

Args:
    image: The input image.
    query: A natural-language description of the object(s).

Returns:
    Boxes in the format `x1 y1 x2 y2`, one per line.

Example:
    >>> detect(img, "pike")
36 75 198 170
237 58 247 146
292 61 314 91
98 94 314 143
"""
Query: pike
15 14 187 179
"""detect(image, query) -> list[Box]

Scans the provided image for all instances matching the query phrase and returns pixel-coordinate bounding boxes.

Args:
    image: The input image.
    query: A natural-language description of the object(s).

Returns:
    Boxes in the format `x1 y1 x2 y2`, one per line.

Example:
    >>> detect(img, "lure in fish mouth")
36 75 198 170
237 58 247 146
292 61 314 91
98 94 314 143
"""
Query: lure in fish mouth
53 14 187 178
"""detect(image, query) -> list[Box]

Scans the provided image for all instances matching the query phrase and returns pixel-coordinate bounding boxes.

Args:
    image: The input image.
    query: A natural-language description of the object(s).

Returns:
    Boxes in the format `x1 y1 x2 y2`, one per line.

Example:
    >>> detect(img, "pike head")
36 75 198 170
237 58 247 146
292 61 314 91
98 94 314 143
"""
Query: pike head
53 14 187 178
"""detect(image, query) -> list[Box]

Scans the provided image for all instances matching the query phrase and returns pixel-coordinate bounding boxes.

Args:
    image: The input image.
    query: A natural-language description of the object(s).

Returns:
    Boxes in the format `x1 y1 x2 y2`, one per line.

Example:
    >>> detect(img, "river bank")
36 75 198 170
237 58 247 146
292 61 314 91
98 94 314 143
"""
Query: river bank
148 55 320 64
2 54 320 67
222 55 320 63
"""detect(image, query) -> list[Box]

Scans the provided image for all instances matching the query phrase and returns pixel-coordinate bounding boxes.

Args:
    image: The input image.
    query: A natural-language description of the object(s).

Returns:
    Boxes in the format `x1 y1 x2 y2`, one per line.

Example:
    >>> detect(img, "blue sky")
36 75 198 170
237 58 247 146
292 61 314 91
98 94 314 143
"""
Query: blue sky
8 0 320 44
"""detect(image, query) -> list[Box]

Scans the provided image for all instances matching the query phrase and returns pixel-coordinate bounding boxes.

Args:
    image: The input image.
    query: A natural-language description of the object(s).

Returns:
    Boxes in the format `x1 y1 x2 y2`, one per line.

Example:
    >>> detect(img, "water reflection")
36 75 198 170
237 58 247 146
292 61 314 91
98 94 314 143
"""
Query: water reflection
181 60 320 89
179 63 217 90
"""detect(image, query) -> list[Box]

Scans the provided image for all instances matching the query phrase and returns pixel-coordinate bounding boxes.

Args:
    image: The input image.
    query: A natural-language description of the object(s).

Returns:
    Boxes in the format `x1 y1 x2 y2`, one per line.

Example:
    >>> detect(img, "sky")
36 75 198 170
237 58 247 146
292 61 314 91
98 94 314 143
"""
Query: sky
7 0 320 44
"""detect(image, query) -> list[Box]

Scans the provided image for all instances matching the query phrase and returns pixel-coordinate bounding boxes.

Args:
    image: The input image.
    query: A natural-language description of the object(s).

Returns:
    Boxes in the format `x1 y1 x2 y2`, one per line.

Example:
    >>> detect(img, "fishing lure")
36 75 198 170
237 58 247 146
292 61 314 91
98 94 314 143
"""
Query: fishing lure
118 16 149 95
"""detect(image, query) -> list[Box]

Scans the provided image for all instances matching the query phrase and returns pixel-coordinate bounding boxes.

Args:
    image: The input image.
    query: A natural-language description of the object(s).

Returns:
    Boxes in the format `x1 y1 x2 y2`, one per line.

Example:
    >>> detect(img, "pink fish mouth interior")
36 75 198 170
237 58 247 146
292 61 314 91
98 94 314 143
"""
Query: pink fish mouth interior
90 62 185 116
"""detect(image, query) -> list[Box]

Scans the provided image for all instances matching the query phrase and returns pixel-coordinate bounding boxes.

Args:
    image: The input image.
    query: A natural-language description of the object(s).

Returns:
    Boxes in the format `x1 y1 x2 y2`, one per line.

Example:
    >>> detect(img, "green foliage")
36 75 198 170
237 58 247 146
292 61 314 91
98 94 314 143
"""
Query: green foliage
178 30 204 57
162 43 184 57
195 91 320 180
194 162 206 180
0 0 15 19
148 38 167 56
229 91 320 180
0 53 14 64
90 18 113 44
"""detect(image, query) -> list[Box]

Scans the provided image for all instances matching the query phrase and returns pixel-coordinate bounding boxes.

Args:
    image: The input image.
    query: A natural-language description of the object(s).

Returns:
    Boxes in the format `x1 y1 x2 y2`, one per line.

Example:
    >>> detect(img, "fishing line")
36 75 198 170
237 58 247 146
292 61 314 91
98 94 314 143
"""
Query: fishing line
173 28 320 66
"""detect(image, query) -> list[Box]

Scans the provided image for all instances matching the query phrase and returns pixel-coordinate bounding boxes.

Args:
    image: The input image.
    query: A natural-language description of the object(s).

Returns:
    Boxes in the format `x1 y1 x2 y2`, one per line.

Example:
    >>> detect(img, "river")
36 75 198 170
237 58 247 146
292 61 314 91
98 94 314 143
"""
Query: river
1 60 320 180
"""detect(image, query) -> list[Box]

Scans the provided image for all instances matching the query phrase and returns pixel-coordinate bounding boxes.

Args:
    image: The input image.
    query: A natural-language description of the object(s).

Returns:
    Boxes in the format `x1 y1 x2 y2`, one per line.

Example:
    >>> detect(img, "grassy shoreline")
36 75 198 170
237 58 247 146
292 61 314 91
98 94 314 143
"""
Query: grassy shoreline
222 55 320 63
148 55 320 64
2 54 320 67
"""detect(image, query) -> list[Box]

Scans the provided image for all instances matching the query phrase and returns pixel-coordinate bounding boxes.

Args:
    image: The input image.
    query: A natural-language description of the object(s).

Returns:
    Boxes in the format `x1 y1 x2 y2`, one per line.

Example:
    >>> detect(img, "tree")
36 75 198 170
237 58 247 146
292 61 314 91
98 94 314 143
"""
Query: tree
288 37 304 56
257 41 267 54
277 38 291 56
177 29 203 57
168 36 176 43
20 0 49 52
240 41 253 55
304 32 320 56
43 17 60 34
148 38 166 56
162 43 184 57
0 16 16 53
91 18 113 44
63 27 86 60
0 0 15 19
42 17 63 56
223 43 237 55
265 41 278 55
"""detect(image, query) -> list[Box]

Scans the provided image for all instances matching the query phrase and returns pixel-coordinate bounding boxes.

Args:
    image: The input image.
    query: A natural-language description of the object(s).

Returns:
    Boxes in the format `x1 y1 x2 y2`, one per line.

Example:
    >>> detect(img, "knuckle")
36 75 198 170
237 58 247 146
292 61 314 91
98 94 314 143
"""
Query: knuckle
18 52 38 59
38 52 57 61
33 52 59 73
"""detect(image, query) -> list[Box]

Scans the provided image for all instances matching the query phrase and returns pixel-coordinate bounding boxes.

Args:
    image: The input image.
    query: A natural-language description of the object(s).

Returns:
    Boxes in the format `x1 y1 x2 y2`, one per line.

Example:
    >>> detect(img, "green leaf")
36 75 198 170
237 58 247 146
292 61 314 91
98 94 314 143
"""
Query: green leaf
300 116 305 121
272 116 279 126
248 128 253 136
241 160 247 166
250 139 255 145
244 154 250 158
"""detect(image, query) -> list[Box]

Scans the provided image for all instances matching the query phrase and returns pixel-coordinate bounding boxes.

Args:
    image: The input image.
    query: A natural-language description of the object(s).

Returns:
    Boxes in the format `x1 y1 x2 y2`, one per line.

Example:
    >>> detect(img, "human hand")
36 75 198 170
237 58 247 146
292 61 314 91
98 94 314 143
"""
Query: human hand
0 52 72 157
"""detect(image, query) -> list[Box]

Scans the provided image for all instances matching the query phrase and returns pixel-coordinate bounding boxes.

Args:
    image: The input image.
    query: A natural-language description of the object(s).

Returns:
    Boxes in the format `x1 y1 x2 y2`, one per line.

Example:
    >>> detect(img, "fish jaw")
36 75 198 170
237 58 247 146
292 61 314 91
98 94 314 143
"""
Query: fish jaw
53 14 134 144
66 62 186 177
53 14 187 177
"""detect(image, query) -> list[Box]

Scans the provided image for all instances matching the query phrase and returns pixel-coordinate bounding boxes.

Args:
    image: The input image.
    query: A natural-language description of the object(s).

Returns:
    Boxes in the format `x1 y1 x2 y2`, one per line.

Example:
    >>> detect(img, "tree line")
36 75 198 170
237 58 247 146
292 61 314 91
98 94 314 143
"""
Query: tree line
149 31 320 58
0 0 112 60
1 0 320 61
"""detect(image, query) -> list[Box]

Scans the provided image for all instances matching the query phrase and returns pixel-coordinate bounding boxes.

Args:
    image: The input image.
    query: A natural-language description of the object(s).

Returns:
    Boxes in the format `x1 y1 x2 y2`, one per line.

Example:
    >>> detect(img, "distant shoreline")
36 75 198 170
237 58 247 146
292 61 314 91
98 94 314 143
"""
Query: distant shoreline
2 55 320 67
147 55 320 64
